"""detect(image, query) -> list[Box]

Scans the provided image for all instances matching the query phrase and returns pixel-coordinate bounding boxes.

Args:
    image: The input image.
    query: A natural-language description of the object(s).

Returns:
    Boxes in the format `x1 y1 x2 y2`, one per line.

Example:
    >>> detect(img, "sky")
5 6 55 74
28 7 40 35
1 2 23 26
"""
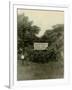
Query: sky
17 9 64 37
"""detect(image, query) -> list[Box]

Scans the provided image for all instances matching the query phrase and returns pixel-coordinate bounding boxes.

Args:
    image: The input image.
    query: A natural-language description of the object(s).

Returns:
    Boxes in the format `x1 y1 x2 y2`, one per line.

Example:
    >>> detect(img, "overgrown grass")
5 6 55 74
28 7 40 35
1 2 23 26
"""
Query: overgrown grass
17 60 64 80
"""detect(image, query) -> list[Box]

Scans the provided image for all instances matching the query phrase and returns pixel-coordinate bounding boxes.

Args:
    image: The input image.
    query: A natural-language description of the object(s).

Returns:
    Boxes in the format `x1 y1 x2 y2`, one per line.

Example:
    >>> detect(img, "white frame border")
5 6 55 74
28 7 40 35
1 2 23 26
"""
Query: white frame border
9 1 70 89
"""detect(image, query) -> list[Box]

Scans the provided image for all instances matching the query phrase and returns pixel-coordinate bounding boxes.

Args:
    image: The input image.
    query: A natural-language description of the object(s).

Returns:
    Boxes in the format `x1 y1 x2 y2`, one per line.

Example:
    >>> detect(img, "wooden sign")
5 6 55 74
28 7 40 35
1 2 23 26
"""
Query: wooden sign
34 43 48 50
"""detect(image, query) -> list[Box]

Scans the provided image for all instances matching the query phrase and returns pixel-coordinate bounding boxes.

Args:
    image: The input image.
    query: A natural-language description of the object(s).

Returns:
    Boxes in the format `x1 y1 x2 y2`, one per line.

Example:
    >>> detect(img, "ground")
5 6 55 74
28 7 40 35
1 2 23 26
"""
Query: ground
17 60 64 80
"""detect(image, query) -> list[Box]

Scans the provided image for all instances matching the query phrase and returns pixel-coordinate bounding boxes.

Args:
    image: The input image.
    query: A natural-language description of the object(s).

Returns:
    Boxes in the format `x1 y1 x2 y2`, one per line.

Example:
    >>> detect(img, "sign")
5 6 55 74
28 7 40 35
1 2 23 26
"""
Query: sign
34 43 48 50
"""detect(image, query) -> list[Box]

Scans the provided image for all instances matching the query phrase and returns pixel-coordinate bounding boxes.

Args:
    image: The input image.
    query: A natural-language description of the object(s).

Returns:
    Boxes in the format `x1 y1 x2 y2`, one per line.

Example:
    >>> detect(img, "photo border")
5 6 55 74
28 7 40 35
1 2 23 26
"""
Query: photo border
9 1 70 88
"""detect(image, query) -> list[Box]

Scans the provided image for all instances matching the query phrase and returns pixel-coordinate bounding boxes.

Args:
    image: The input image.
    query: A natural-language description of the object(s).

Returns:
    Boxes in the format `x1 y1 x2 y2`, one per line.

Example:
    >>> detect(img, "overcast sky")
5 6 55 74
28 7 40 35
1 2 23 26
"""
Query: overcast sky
17 9 64 37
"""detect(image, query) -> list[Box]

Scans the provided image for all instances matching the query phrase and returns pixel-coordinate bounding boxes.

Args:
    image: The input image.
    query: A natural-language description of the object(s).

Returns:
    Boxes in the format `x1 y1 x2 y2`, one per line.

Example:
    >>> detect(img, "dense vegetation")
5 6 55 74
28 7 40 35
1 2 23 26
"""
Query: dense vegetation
17 14 64 64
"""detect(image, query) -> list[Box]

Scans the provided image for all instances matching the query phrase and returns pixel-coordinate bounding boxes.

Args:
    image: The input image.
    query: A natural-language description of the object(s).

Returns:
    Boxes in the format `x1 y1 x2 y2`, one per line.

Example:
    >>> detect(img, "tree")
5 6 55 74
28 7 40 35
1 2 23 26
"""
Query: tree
41 24 64 62
17 14 40 60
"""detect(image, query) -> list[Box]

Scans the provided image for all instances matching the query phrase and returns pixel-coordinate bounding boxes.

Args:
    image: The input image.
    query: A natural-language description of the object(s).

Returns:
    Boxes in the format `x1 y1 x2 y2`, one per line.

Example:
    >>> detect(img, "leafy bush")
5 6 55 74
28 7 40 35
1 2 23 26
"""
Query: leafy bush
29 49 57 63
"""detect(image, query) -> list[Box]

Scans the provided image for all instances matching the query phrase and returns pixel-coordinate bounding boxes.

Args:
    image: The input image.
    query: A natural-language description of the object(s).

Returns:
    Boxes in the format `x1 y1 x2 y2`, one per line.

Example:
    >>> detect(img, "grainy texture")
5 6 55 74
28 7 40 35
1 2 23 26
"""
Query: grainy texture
17 9 64 80
17 60 64 80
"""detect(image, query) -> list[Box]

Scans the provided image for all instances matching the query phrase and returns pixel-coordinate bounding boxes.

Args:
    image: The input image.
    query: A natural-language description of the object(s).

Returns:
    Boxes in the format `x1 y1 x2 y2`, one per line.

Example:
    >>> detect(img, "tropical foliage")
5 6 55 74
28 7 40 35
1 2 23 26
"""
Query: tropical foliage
17 14 64 63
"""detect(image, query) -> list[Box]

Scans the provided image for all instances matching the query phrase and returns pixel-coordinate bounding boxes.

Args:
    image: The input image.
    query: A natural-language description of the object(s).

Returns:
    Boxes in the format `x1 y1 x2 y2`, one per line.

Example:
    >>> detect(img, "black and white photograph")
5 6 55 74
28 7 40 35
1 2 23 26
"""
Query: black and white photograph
17 9 64 80
0 0 71 89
